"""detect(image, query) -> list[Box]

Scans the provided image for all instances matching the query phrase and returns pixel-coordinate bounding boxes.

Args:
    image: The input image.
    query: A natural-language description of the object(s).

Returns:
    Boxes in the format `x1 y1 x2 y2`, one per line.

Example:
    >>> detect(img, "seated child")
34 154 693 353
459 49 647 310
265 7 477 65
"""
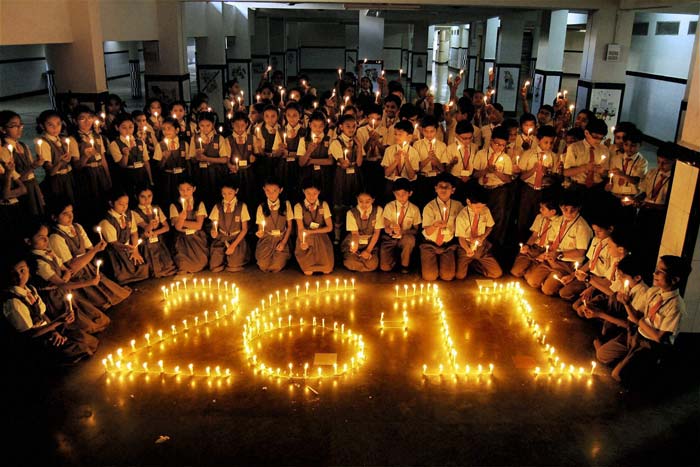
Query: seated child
455 185 503 279
133 187 177 278
209 179 251 273
294 179 334 275
342 191 383 272
169 179 209 273
380 178 421 273
255 177 293 273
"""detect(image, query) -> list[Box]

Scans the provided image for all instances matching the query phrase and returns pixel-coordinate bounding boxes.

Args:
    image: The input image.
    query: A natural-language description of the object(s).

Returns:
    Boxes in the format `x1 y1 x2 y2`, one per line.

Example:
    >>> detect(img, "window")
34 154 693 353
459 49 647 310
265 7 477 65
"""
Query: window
689 21 698 35
655 21 680 35
632 22 649 36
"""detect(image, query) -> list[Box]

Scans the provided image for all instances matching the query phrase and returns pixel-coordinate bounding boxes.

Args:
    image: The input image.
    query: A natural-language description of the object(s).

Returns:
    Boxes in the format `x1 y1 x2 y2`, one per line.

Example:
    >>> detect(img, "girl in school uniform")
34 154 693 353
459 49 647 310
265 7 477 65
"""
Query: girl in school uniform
189 112 230 204
35 110 76 205
271 103 305 204
155 118 190 205
297 112 335 207
133 187 177 278
71 106 112 221
170 100 195 143
0 158 27 233
209 179 250 273
355 104 385 201
253 104 282 181
98 191 150 285
144 98 165 140
169 179 209 273
0 110 45 216
132 110 161 165
48 200 131 310
342 191 383 272
26 222 111 336
108 115 154 196
255 177 293 273
227 111 258 208
330 114 364 242
294 179 334 276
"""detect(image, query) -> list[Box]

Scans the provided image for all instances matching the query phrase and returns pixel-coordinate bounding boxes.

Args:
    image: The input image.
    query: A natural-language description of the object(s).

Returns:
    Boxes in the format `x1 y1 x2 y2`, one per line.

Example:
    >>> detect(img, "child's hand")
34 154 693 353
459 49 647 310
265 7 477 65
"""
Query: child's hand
49 332 67 347
211 227 218 239
90 273 101 286
519 244 529 254
130 249 145 265
65 309 75 324
275 242 286 252
255 228 264 239
464 245 474 257
359 250 371 260
225 244 236 256
582 307 597 319
61 270 72 282
195 151 206 161
581 287 594 302
574 269 587 281
560 274 574 285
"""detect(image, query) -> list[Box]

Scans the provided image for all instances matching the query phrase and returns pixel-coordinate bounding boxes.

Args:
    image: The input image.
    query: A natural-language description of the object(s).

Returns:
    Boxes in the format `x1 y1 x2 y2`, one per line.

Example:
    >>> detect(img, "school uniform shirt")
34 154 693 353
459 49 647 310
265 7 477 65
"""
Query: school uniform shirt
3 285 49 332
0 138 39 178
329 134 364 161
255 200 294 225
447 141 479 178
293 200 332 224
109 136 150 164
639 168 672 206
99 210 139 243
515 133 539 153
564 140 609 186
585 236 611 278
628 281 650 311
381 144 420 181
187 131 231 158
32 248 66 282
152 136 189 161
518 147 554 189
472 148 513 188
169 199 208 221
346 206 385 231
455 205 495 241
545 215 593 262
49 224 94 263
376 115 397 146
639 287 685 343
445 119 482 147
414 138 448 176
609 152 648 195
272 123 304 152
36 134 78 172
529 214 559 247
132 204 168 226
296 132 331 156
421 198 463 244
383 200 422 230
479 123 498 150
355 124 377 149
209 198 250 225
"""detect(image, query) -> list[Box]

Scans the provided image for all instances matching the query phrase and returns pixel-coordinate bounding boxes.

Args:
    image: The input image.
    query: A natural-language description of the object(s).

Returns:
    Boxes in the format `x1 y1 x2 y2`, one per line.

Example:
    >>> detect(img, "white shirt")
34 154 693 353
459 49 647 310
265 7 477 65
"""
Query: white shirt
49 224 93 263
255 200 293 225
99 210 139 242
413 138 448 176
109 136 150 164
447 142 479 178
639 287 684 343
455 205 495 241
639 168 672 205
564 140 609 185
346 206 384 231
545 215 593 261
381 144 420 181
209 198 250 223
3 286 48 332
472 148 513 188
169 199 208 219
421 198 463 243
609 152 648 195
383 200 422 230
293 201 332 222
518 147 554 187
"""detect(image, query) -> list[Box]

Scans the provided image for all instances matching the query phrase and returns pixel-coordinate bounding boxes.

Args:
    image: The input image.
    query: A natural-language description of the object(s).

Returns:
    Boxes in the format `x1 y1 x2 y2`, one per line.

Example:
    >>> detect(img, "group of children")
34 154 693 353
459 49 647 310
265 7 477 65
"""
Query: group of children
0 71 691 382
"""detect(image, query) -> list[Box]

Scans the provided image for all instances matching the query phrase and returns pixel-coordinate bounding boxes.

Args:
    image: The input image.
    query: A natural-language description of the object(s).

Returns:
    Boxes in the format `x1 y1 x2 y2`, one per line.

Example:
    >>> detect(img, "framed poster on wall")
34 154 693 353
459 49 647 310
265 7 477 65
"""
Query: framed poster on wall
227 60 251 106
496 66 519 113
345 50 358 75
251 56 269 94
285 50 298 79
357 60 384 93
590 88 622 129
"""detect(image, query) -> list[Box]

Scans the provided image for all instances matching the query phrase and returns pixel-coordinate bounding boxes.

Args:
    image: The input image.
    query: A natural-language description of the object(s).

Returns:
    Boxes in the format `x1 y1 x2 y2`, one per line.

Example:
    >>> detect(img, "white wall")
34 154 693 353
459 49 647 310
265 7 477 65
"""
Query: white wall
428 25 436 63
561 30 585 105
384 24 404 70
0 45 46 98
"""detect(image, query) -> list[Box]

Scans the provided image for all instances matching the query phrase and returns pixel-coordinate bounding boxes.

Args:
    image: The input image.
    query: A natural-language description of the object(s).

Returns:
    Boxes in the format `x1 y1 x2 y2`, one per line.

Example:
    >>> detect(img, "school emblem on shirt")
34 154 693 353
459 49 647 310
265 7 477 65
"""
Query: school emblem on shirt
235 216 240 222
213 143 219 149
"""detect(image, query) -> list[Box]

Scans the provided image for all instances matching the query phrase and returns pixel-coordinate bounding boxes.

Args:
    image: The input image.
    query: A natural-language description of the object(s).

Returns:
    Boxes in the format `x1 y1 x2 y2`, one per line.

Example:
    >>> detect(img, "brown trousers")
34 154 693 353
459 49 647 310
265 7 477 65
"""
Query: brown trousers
524 258 574 295
379 233 416 271
455 244 503 280
419 242 457 281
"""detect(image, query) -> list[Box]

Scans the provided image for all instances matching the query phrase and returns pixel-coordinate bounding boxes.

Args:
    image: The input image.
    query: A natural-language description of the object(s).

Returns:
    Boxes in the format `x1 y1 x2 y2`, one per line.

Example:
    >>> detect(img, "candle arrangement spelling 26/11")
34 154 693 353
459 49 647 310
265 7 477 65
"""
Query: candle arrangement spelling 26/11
101 278 597 387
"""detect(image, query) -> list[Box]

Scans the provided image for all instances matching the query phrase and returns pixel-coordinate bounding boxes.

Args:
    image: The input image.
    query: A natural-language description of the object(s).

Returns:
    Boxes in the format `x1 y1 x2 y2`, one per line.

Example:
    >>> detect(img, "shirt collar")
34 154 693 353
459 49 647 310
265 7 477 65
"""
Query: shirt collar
57 224 76 235
10 285 33 298
304 199 319 209
109 209 126 220
268 199 280 209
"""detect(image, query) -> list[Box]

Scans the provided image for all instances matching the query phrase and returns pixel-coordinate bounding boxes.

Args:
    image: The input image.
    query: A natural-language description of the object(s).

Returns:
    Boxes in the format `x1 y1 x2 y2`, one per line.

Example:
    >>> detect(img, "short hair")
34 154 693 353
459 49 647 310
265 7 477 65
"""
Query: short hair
421 115 439 129
457 97 475 119
456 121 474 135
502 119 519 132
113 113 134 128
537 125 557 139
232 111 249 124
540 197 560 214
219 177 240 191
617 255 644 279
398 103 420 120
539 104 554 116
657 142 678 160
519 112 536 126
394 120 414 134
659 255 692 284
337 114 356 126
383 94 402 108
559 190 582 209
392 177 413 193
434 172 456 187
491 102 504 114
364 103 383 117
491 125 509 142
614 121 637 135
197 111 216 124
467 185 489 204
586 118 608 136
609 226 634 252
566 127 585 141
622 129 643 145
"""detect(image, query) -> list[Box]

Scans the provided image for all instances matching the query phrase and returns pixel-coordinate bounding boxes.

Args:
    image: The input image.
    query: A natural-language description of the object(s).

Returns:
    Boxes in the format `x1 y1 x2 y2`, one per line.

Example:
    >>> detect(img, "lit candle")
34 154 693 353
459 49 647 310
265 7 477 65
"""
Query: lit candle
66 293 73 314
95 226 103 242
96 259 102 276
302 231 307 244
198 137 203 149
338 68 342 79
623 279 630 293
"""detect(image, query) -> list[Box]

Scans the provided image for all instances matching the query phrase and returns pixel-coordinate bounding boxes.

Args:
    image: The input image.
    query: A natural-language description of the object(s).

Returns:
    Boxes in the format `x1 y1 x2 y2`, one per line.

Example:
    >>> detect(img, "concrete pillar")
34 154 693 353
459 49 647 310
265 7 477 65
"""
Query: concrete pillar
411 22 429 85
494 15 525 114
678 14 700 150
359 10 384 62
251 12 270 92
286 22 300 80
45 0 108 112
467 22 483 89
481 17 498 93
142 0 190 104
576 6 634 129
195 1 227 116
436 28 449 65
269 17 285 81
226 4 252 103
531 10 568 115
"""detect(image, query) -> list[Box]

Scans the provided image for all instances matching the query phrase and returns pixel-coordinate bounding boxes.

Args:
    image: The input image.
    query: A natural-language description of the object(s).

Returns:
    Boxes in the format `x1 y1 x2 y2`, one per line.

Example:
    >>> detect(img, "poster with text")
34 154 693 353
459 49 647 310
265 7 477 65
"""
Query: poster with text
590 88 622 129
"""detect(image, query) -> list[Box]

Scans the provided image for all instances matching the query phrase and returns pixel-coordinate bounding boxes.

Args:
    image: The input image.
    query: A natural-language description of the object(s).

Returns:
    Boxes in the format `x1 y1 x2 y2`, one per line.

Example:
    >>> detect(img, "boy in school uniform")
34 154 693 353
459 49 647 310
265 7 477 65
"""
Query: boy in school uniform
444 97 479 146
514 113 538 153
608 128 648 198
511 198 560 277
381 120 420 201
563 117 609 193
419 173 463 281
594 255 690 382
380 178 422 273
455 185 503 279
446 121 479 203
479 102 504 150
472 125 513 248
376 94 402 148
524 191 593 295
414 115 449 207
516 125 557 242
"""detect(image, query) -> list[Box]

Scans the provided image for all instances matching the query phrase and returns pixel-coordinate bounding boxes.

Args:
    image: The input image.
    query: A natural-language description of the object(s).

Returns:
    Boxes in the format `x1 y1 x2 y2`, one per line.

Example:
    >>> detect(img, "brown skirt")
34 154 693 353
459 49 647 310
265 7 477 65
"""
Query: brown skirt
105 244 150 285
340 234 378 272
143 236 177 278
294 232 334 274
72 262 131 310
174 230 209 273
255 234 291 272
209 235 250 272
42 286 111 334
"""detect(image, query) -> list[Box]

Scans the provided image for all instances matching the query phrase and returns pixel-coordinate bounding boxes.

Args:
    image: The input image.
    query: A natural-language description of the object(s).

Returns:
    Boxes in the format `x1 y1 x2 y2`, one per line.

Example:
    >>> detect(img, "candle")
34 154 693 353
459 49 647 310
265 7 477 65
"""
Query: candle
283 132 287 145
261 220 266 231
66 293 73 314
525 80 531 88
96 259 102 276
95 226 103 242
302 231 307 244
574 261 579 271
256 93 261 103
343 148 348 160
609 172 614 183
154 111 159 119
64 138 70 152
351 240 355 252
180 197 186 211
623 279 630 293
198 137 203 149
338 68 343 79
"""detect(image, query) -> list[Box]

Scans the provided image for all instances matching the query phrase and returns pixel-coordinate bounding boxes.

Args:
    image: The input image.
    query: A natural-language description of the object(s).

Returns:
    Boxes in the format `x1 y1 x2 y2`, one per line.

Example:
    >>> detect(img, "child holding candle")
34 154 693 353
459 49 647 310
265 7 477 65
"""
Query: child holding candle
155 118 190 205
132 110 161 163
563 118 609 214
209 179 250 273
342 191 383 272
607 129 648 222
2 254 99 364
294 179 334 276
169 100 194 142
253 104 282 178
272 103 305 204
510 198 561 277
594 255 689 382
0 110 45 217
189 112 231 204
297 112 335 206
35 110 77 204
25 222 110 335
414 115 448 206
144 98 165 139
169 180 208 273
380 178 421 273
524 191 593 295
446 120 479 204
455 186 503 279
375 94 401 147
98 191 149 284
515 113 538 152
48 200 131 310
108 115 154 196
0 157 27 234
133 187 177 278
330 114 364 243
227 111 258 208
479 102 504 150
419 173 463 281
355 104 385 199
255 177 293 272
381 120 420 202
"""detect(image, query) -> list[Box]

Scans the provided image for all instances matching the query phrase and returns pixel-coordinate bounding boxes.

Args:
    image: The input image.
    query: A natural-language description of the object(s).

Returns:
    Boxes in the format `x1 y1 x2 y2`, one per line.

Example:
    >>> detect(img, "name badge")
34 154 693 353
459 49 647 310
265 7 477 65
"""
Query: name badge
359 235 370 245
323 141 329 147
149 236 159 243
95 154 102 161
271 229 282 237
460 169 470 177
309 222 320 230
426 171 436 177
314 164 321 171
213 143 219 149
185 229 196 235
286 157 296 162
26 173 35 180
247 145 252 151
234 216 240 222
180 151 186 157
133 162 144 168
199 162 209 168
238 160 248 167
346 167 355 174
173 167 184 174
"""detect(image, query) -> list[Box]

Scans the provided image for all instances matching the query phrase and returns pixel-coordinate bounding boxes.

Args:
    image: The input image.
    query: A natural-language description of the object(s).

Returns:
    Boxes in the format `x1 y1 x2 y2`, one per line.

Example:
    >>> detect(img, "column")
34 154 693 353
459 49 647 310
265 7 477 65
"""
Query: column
250 12 270 93
576 6 634 129
143 0 190 104
411 22 429 86
269 17 285 80
531 10 568 115
128 41 142 99
679 16 700 150
494 15 525 114
467 21 482 89
345 23 358 79
286 22 300 81
195 1 227 116
226 3 252 104
45 0 108 112
481 17 498 93
358 10 384 62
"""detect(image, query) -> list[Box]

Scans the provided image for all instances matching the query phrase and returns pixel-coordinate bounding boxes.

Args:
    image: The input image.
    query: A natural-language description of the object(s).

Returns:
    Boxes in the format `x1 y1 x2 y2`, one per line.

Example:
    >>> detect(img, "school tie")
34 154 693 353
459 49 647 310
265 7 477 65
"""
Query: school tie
550 219 570 251
470 212 480 238
534 153 544 189
537 218 551 247
224 202 232 214
618 158 631 186
398 204 407 227
69 225 77 237
462 146 470 170
588 241 604 270
435 207 446 246
119 215 127 229
651 174 667 201
647 295 663 324
269 200 280 211
585 146 596 187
